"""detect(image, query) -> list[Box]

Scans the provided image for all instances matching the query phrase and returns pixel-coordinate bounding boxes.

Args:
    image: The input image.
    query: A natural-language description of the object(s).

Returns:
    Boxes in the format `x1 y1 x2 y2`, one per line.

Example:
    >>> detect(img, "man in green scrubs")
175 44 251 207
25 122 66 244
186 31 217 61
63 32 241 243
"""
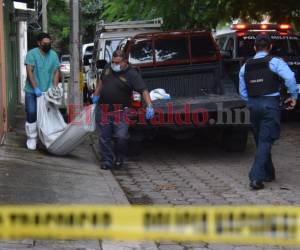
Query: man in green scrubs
24 32 60 150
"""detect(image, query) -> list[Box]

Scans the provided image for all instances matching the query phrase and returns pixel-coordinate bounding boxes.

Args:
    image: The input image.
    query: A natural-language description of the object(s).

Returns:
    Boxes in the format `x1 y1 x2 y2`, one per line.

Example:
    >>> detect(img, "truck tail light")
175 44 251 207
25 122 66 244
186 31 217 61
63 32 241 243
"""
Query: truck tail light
131 91 142 109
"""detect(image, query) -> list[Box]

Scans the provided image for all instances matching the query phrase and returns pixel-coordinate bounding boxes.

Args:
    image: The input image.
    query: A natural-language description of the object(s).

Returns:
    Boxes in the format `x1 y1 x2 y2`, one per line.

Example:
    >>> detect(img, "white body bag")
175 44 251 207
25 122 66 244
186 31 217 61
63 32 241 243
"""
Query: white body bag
37 94 96 155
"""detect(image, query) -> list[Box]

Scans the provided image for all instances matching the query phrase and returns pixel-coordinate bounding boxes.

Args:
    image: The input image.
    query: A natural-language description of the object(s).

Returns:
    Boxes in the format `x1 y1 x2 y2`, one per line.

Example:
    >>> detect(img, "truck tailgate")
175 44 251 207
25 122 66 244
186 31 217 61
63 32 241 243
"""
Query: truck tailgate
151 93 246 113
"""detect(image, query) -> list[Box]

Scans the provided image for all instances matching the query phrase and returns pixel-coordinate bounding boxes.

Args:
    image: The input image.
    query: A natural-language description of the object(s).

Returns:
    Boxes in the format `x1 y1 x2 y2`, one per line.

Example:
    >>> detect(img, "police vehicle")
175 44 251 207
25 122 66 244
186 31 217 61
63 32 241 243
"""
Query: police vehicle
215 23 300 111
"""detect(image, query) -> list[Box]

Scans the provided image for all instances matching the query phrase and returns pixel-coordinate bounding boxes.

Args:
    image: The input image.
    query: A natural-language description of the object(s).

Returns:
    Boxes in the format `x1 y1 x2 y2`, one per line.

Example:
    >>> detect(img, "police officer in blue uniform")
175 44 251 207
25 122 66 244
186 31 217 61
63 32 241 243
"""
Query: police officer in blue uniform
239 34 298 190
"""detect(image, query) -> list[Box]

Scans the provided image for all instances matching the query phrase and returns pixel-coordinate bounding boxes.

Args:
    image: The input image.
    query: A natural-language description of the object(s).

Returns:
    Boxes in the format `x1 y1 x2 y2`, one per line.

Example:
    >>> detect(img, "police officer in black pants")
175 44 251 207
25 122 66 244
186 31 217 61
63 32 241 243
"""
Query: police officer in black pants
239 34 298 190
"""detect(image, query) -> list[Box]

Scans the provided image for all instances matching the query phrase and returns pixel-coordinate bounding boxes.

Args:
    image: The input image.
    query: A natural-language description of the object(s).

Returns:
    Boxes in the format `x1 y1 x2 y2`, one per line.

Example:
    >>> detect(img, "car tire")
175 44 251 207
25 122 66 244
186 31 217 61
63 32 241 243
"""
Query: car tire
221 128 248 152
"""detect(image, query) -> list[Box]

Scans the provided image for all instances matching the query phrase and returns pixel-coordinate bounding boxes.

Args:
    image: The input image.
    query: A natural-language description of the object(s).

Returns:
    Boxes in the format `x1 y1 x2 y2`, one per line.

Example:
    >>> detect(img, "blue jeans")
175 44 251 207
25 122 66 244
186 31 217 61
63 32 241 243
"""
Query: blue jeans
25 92 37 123
247 96 281 181
96 105 129 167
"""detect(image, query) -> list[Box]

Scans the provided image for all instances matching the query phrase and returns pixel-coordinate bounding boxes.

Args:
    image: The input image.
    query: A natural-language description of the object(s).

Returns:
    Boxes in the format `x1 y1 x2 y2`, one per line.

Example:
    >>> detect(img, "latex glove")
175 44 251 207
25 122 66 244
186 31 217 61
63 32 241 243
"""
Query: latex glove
92 95 100 104
163 95 171 100
145 105 155 120
34 87 42 97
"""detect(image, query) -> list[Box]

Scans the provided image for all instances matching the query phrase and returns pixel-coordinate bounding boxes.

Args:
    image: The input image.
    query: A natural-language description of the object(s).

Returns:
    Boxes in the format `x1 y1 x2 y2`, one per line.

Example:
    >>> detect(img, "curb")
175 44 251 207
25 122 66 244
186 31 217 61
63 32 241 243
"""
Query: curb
90 136 158 250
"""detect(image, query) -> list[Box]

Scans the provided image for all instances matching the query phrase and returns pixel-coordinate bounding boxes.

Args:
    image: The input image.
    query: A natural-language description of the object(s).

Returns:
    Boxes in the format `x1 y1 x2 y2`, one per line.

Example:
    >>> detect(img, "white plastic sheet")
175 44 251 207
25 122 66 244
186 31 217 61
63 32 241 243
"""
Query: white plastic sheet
45 83 64 106
150 88 171 101
37 95 96 155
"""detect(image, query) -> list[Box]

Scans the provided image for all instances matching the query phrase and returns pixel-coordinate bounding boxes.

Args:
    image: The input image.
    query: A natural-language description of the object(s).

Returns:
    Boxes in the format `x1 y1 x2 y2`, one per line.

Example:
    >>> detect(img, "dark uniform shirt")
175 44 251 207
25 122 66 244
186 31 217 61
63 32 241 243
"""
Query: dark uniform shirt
100 64 147 108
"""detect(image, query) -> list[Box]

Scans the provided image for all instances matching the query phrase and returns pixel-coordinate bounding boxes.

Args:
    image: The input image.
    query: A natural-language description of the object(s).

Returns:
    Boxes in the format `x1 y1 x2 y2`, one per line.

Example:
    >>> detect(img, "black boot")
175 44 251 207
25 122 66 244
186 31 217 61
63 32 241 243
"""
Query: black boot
250 180 264 190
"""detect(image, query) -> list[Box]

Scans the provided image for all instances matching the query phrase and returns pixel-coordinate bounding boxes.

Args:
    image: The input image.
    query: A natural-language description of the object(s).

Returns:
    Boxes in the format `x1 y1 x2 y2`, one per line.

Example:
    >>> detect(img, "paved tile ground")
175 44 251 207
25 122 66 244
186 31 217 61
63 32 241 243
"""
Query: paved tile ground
1 105 299 250
111 121 300 250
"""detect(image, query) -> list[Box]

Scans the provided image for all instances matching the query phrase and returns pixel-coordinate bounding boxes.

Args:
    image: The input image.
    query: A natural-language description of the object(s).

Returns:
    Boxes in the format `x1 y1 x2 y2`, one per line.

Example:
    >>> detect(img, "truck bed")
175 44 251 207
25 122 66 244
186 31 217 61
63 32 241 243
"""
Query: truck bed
141 62 224 97
131 61 248 128
141 63 246 113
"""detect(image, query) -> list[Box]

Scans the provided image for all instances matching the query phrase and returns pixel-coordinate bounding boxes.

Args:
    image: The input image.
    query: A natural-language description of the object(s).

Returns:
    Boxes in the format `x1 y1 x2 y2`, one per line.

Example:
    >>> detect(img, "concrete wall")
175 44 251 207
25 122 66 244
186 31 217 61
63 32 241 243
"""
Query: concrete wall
0 0 30 140
18 21 28 104
3 0 18 129
14 2 29 105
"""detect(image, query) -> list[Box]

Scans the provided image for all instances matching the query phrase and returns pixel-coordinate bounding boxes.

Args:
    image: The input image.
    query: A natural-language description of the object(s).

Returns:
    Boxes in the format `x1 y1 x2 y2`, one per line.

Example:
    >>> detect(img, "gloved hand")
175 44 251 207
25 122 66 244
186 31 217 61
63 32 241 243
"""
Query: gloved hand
145 105 155 120
34 87 42 97
92 95 100 104
163 95 171 100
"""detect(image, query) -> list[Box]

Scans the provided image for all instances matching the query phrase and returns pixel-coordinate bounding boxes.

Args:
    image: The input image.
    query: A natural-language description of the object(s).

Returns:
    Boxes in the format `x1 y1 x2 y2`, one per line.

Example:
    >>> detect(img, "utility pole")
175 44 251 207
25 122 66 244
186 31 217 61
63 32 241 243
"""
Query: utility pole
69 0 82 118
41 0 47 32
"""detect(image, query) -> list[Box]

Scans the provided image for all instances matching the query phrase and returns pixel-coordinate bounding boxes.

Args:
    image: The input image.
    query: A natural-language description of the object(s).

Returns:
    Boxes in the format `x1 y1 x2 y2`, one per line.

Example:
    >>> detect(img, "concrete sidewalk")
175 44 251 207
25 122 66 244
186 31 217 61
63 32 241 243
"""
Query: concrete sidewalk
0 106 157 250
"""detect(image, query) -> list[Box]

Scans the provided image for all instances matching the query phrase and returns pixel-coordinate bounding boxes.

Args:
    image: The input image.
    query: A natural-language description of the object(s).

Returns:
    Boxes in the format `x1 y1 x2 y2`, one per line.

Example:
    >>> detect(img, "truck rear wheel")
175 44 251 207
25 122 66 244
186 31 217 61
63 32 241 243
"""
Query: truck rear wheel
221 128 248 152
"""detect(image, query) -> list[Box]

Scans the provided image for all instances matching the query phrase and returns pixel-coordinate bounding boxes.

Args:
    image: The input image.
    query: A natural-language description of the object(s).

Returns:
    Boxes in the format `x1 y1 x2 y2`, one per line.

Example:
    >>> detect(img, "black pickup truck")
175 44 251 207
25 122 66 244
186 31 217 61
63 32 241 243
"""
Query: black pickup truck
117 30 251 152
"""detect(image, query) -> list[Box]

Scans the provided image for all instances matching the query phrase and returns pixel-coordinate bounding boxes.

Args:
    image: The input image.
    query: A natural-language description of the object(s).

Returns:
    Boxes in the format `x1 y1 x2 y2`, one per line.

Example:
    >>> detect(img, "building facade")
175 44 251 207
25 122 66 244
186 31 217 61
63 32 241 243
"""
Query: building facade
0 0 8 142
0 0 33 142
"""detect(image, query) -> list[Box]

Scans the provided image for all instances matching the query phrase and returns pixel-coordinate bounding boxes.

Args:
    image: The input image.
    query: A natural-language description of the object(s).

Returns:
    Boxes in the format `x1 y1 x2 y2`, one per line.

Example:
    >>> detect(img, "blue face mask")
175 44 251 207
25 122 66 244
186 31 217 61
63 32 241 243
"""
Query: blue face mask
111 63 121 72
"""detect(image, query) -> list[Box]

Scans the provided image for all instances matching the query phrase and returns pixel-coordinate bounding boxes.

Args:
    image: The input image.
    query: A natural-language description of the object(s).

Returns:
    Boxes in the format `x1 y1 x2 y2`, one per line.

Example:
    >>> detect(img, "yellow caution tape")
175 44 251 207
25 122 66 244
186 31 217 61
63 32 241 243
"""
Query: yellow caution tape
0 205 299 245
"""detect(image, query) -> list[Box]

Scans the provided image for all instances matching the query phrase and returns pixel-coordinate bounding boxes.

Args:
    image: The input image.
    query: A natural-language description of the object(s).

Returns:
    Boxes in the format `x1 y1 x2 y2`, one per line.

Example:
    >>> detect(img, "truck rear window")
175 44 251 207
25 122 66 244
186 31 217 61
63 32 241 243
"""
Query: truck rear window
191 36 216 58
104 39 122 62
128 32 219 66
128 39 153 64
61 55 70 62
155 37 189 62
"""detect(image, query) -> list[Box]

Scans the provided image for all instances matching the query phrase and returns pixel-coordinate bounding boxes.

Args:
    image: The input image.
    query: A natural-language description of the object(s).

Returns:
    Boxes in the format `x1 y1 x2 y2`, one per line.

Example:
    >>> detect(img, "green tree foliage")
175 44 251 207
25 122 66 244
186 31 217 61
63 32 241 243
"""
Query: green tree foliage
47 0 70 54
218 0 300 30
43 0 300 54
81 0 103 43
46 0 102 53
102 0 220 30
102 0 300 31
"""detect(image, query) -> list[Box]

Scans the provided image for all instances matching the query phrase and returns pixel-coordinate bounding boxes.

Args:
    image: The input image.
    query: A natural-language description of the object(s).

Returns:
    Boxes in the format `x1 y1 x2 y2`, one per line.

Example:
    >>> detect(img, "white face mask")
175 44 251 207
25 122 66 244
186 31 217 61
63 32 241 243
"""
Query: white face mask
111 63 121 72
